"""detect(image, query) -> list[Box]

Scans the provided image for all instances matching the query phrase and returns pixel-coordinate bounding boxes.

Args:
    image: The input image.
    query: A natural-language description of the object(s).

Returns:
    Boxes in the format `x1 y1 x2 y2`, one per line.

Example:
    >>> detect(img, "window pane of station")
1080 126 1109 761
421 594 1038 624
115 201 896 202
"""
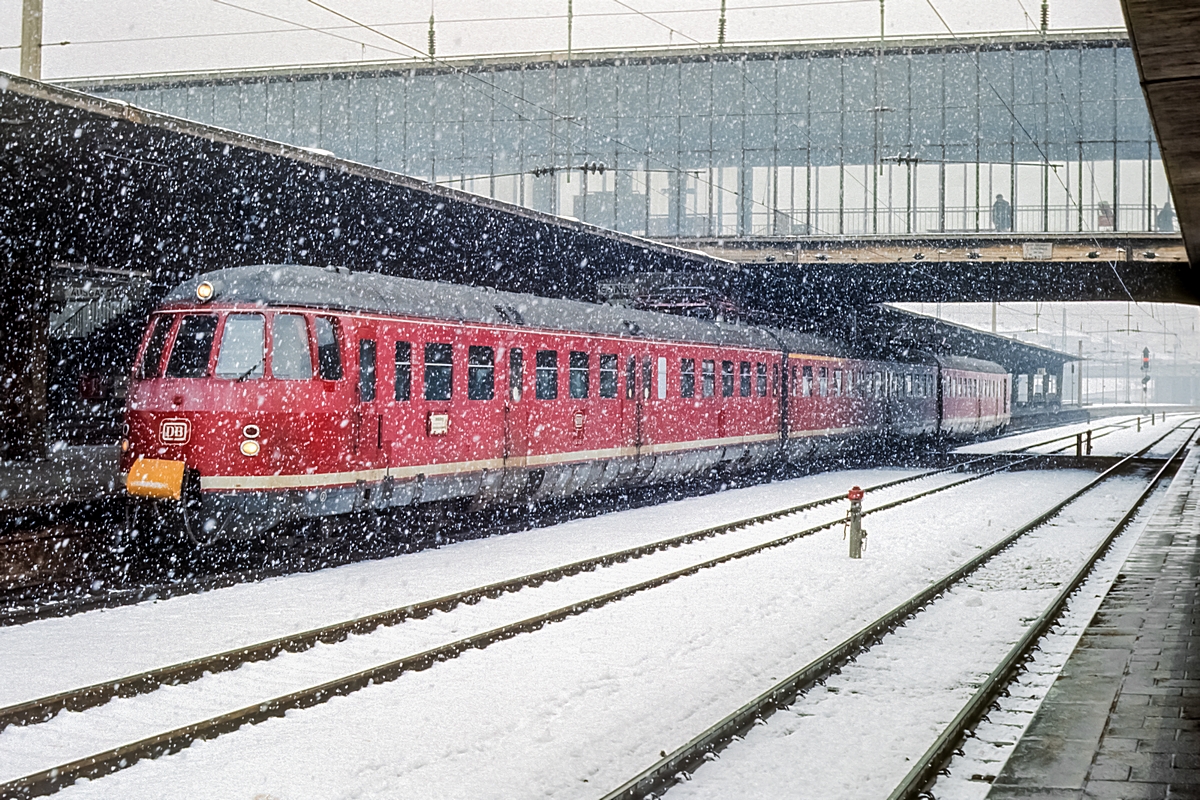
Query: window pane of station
424 342 453 401
569 351 589 399
272 314 313 380
599 354 618 398
536 350 558 399
137 314 173 379
395 342 412 401
214 314 264 380
315 317 343 380
468 345 495 400
164 315 218 379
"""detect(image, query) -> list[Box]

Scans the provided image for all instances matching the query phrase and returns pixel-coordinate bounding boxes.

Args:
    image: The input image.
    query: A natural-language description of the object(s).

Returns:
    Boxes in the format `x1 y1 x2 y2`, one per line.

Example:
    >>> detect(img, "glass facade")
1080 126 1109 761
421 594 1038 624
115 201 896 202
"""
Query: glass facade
96 34 1172 239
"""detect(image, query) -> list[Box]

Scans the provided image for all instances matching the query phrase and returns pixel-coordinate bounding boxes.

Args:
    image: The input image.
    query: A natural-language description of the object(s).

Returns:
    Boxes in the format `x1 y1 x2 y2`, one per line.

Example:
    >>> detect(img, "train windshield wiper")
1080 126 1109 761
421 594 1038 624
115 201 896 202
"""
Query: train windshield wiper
235 360 263 381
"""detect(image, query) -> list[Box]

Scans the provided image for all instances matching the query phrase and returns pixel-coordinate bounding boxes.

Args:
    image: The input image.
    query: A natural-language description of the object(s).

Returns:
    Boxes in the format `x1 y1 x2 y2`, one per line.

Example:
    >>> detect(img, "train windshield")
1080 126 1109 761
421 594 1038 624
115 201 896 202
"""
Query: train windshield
136 314 173 379
163 315 218 379
215 314 265 380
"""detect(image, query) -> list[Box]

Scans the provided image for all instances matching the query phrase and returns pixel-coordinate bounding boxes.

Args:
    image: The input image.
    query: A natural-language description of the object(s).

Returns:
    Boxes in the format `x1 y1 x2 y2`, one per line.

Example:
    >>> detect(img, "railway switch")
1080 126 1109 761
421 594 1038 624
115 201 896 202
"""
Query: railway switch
846 486 866 559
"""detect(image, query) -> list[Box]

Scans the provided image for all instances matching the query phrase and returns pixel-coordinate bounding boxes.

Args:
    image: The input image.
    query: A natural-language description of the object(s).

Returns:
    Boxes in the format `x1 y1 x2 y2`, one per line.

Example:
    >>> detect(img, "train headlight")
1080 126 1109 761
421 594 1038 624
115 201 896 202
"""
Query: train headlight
196 281 215 302
240 439 261 457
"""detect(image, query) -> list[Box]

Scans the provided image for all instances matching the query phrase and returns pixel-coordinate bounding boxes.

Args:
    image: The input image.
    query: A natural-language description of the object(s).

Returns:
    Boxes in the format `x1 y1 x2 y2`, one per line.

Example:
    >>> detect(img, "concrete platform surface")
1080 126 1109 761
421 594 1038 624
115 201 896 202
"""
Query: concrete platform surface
988 448 1200 799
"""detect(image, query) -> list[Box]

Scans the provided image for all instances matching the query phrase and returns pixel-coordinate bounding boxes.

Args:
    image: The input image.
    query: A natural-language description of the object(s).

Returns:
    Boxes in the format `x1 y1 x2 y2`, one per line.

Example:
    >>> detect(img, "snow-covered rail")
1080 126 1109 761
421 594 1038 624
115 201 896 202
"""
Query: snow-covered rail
0 454 1053 797
599 419 1196 800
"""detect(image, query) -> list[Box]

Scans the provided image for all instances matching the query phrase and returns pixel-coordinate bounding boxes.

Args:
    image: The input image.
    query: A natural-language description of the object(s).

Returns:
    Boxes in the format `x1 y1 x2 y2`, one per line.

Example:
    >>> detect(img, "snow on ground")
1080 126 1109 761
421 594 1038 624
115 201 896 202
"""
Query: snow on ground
932 481 1171 800
959 413 1196 456
46 471 1100 799
668 476 1148 799
0 468 920 707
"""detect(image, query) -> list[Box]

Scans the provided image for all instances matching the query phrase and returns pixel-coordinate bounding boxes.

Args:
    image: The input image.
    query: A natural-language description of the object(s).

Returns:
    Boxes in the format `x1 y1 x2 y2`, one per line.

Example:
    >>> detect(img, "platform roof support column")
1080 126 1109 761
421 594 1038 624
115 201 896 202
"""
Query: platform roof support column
0 270 49 460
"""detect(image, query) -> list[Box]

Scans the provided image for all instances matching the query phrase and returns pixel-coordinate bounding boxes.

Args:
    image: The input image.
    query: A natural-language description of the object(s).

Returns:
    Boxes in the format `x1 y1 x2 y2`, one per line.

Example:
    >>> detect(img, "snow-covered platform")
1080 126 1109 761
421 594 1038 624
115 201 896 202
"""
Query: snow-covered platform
988 446 1200 799
0 445 120 509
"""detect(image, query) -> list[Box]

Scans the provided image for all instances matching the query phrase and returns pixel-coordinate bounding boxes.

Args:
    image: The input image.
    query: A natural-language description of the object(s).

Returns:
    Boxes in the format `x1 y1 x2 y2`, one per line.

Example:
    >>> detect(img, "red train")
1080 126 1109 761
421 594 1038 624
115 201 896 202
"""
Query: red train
122 265 1010 542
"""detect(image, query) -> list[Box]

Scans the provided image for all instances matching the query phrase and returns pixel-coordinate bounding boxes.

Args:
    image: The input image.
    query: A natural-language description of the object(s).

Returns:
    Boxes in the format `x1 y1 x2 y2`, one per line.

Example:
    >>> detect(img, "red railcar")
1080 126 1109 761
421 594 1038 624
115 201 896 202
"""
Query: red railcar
122 265 1009 541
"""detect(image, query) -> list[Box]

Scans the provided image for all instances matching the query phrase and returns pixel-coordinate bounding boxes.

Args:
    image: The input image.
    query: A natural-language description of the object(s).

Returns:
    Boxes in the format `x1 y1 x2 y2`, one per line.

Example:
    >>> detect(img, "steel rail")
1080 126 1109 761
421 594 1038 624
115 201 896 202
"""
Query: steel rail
0 456 1004 735
886 424 1198 800
0 453 1049 797
597 418 1192 800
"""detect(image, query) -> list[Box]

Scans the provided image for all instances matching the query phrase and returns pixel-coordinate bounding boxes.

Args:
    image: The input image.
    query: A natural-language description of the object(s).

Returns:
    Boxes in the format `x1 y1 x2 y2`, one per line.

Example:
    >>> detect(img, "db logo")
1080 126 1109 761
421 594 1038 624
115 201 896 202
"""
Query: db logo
160 418 191 445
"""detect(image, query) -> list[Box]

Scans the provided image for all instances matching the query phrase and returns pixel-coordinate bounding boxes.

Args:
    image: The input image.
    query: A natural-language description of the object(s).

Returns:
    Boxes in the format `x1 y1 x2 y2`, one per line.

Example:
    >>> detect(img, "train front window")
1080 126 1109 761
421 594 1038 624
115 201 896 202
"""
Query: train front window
599 354 618 398
536 350 558 399
164 315 218 378
569 351 589 399
424 343 453 401
468 346 495 400
214 314 265 380
315 317 342 380
271 314 313 380
136 315 173 379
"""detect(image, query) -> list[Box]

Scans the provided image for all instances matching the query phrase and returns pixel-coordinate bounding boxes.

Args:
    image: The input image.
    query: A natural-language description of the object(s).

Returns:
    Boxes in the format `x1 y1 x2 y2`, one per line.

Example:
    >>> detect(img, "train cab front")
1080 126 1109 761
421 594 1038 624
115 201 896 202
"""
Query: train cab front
121 278 308 543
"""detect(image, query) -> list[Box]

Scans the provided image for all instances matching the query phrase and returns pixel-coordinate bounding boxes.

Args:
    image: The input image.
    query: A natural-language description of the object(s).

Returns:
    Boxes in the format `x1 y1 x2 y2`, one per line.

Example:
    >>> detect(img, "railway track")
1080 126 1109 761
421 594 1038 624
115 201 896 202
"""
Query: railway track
598 418 1196 800
0 448 1075 797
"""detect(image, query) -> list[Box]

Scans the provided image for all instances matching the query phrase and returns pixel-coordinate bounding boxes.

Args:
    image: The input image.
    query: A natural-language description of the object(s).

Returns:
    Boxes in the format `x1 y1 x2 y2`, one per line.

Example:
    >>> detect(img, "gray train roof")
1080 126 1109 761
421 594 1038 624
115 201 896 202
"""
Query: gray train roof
165 265 849 357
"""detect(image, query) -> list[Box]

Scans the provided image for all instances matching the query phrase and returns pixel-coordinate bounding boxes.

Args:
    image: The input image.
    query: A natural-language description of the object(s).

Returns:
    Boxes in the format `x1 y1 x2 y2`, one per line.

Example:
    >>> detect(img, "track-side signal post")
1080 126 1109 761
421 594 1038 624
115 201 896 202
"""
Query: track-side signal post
846 486 866 559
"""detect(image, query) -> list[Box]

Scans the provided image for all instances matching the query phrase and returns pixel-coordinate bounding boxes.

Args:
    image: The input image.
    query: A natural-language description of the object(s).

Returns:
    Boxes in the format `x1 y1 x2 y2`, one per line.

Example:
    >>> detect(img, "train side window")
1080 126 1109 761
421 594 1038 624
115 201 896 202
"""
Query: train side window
424 342 453 401
680 358 696 398
642 357 652 401
395 342 412 400
569 351 589 399
315 317 343 380
739 361 751 397
701 360 715 397
272 314 313 380
818 367 828 397
772 364 779 397
136 315 173 379
801 365 812 397
790 365 797 397
626 356 636 399
358 339 377 402
757 363 767 397
657 356 667 400
214 314 263 380
536 350 558 399
164 315 219 379
599 354 618 398
721 360 734 397
833 369 843 397
509 348 523 401
468 345 495 400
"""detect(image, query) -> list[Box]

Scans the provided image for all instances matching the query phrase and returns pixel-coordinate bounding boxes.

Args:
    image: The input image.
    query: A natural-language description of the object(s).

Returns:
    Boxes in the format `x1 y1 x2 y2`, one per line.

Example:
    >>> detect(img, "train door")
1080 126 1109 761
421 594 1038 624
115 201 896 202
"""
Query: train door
355 334 382 465
503 347 529 466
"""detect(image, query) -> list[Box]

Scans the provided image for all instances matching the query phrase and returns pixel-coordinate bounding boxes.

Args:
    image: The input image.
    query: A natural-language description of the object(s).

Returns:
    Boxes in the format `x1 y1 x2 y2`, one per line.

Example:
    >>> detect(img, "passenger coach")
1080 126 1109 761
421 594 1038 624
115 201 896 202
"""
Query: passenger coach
122 265 1010 541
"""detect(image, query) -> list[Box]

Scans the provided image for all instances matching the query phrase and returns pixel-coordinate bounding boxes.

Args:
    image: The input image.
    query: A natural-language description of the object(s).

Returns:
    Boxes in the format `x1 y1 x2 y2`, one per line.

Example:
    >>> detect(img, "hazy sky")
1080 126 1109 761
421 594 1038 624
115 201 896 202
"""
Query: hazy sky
2 0 1127 79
